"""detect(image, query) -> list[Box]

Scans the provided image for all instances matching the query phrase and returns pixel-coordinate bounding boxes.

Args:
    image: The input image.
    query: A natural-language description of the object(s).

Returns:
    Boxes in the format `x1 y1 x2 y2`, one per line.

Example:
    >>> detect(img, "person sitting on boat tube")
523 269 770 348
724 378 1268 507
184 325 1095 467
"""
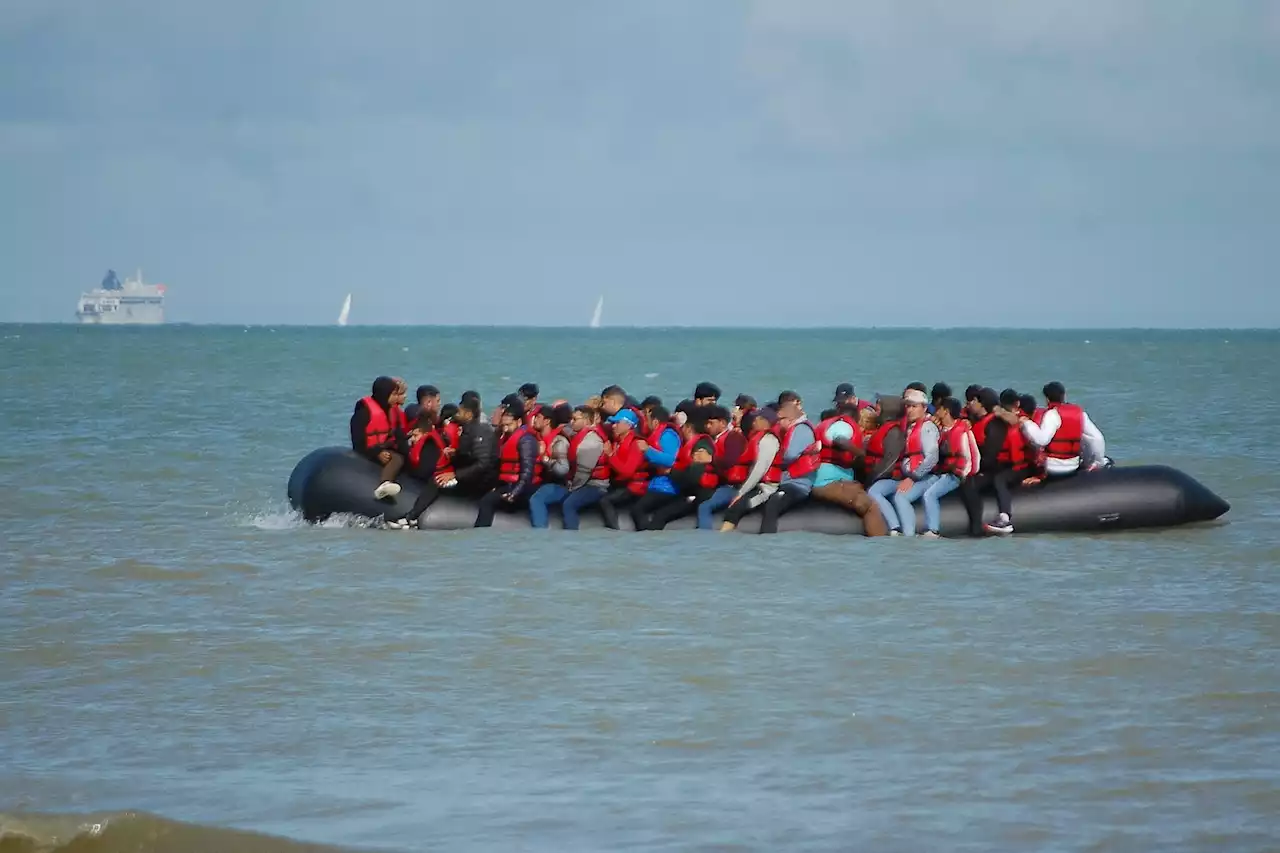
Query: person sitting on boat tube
474 400 541 527
527 405 609 529
1011 381 1108 478
594 407 653 529
633 409 718 530
350 376 407 502
719 406 784 531
750 391 822 534
867 389 940 537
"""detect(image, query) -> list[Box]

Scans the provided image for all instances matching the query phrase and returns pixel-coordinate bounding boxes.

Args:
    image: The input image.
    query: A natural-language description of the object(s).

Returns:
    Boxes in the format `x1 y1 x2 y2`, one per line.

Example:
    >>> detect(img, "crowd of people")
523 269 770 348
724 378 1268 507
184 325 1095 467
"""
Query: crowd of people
349 377 1107 537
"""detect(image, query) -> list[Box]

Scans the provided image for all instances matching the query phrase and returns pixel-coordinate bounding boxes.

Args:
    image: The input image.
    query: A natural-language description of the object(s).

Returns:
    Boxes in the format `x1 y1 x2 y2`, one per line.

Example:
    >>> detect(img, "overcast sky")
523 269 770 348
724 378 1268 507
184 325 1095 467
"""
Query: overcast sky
2 1 1278 326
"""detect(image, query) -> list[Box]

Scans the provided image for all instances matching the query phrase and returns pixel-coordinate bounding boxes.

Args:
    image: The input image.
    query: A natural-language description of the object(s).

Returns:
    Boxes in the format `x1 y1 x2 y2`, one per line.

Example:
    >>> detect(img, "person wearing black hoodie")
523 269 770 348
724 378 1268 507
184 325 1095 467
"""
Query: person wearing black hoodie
475 400 541 527
350 376 407 500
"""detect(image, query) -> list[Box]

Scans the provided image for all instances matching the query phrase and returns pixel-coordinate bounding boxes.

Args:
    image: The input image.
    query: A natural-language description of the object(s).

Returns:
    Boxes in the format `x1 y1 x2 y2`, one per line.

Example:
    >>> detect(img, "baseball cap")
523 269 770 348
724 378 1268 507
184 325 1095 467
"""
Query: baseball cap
694 382 721 399
606 409 640 427
904 389 928 406
833 382 855 401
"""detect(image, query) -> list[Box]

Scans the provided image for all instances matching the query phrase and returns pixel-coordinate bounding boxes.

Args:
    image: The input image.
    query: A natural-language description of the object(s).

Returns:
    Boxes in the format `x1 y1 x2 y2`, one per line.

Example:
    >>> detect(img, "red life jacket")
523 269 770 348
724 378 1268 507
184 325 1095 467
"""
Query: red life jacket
673 434 718 490
542 425 566 460
1044 402 1084 460
409 425 453 475
498 426 542 486
522 403 543 428
939 420 979 478
598 431 649 495
778 419 822 480
738 427 783 484
817 415 863 469
645 424 676 476
893 418 928 479
715 429 750 485
971 412 996 448
1033 408 1047 425
360 397 395 450
567 425 607 481
997 423 1029 471
862 422 901 480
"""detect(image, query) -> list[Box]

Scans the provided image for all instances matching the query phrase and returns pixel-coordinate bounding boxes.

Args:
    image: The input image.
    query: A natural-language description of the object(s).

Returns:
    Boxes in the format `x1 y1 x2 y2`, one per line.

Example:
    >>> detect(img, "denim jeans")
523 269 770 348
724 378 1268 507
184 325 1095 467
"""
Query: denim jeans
921 474 961 533
869 475 939 536
560 485 607 530
696 485 737 529
528 483 569 529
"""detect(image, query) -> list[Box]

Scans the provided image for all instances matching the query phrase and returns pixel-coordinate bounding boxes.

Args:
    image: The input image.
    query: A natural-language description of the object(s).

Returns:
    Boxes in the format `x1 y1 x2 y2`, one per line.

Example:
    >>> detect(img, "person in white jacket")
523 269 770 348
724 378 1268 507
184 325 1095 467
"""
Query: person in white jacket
1019 382 1106 476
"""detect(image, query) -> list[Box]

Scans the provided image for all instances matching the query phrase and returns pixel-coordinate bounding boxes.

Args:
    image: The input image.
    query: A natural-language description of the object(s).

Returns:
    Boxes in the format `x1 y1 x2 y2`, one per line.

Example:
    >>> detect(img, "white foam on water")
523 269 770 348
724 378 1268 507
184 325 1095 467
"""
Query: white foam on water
234 500 372 530
645 372 660 378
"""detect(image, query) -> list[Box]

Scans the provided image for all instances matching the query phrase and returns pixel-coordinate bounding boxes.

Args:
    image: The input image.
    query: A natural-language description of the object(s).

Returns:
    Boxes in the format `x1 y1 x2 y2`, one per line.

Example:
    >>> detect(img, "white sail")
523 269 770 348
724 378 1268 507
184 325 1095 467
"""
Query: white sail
589 295 603 328
337 293 352 326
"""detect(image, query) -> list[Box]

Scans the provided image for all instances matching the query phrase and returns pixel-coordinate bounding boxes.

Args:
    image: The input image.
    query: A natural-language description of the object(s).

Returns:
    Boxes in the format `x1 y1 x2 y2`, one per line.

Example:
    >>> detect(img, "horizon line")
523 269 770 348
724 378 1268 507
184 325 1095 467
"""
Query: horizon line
3 321 1278 332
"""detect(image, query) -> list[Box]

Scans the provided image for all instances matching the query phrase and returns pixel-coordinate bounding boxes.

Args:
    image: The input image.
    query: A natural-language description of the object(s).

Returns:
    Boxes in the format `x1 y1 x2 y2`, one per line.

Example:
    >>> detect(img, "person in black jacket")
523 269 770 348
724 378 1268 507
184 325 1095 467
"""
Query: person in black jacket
350 376 408 499
959 386 1014 536
475 401 540 527
449 399 498 494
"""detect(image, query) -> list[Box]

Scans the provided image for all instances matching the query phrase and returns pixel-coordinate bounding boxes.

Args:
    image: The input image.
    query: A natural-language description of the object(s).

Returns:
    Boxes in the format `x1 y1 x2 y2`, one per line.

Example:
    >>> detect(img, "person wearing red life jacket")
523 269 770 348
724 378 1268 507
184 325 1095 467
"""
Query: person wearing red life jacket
632 410 719 530
349 376 408 502
918 398 979 538
720 407 784 531
867 389 941 536
968 388 1034 535
861 396 906 487
1016 394 1047 486
957 387 1016 536
632 409 716 527
532 403 574 486
696 406 747 529
1016 381 1108 478
527 405 609 529
807 400 888 536
383 403 464 529
594 407 652 529
473 400 542 527
749 391 822 534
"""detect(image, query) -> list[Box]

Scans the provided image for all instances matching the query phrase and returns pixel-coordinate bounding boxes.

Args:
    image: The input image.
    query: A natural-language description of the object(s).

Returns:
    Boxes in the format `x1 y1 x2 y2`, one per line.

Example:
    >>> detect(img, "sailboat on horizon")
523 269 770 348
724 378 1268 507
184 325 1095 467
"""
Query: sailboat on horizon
589 295 603 328
337 293 352 326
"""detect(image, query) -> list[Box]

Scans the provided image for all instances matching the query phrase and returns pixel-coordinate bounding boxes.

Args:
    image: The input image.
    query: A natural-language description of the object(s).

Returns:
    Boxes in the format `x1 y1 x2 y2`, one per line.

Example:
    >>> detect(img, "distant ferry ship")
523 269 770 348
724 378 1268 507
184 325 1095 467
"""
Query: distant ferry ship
76 269 166 324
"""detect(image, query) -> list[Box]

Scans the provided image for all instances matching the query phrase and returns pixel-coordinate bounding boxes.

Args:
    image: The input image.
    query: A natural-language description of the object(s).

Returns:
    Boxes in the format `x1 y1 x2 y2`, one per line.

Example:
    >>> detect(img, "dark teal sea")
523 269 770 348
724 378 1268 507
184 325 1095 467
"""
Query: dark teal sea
1 325 1277 852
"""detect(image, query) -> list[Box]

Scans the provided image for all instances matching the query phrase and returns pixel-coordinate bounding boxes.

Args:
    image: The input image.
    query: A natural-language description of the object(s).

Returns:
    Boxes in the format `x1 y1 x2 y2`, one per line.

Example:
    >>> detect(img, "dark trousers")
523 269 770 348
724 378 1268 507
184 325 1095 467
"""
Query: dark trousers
598 486 641 530
759 484 809 534
959 469 1023 535
632 491 699 531
474 486 530 528
403 480 440 522
722 486 768 525
367 450 404 482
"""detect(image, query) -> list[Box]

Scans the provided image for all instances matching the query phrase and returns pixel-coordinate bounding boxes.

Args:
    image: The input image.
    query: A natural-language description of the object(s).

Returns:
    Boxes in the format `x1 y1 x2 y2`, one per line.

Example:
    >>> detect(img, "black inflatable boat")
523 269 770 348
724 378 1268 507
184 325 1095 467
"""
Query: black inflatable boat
287 447 1230 535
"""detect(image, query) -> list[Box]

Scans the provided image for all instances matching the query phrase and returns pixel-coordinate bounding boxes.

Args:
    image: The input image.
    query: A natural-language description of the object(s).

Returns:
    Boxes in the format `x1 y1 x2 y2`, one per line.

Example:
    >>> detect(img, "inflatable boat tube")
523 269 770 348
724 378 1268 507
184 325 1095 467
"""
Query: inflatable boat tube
288 447 1229 535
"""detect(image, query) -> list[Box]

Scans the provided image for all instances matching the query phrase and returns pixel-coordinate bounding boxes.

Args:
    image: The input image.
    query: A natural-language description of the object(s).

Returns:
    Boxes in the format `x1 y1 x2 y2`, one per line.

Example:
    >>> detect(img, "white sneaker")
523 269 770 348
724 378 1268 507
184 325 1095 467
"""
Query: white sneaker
984 514 1014 535
889 529 902 537
374 481 402 500
921 530 940 539
384 518 409 530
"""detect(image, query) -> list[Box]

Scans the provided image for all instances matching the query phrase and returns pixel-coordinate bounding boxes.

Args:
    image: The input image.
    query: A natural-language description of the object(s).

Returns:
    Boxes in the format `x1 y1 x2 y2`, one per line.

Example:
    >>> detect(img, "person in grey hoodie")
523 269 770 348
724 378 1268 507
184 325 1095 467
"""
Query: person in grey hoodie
528 405 608 529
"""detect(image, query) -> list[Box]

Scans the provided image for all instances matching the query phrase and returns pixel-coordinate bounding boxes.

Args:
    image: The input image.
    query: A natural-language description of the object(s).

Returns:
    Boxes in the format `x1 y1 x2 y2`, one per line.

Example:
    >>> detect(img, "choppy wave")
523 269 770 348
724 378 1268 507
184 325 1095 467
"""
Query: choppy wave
0 812 356 853
233 500 370 530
